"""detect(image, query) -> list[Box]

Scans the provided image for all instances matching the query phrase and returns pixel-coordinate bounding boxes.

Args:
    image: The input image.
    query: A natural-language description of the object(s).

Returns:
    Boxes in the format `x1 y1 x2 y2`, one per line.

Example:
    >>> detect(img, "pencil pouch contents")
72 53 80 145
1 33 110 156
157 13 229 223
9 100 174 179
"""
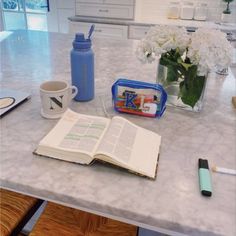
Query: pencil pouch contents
112 78 167 118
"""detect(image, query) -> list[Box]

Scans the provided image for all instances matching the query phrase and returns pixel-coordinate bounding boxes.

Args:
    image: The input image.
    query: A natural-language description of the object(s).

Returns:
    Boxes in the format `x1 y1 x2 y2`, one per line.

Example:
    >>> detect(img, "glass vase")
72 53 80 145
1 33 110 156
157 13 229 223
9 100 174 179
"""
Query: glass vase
157 64 207 112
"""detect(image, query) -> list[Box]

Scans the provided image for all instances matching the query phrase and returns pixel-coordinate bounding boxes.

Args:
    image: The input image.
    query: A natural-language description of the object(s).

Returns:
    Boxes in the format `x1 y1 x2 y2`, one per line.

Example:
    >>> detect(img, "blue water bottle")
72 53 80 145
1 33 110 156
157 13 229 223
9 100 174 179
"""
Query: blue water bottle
71 25 95 101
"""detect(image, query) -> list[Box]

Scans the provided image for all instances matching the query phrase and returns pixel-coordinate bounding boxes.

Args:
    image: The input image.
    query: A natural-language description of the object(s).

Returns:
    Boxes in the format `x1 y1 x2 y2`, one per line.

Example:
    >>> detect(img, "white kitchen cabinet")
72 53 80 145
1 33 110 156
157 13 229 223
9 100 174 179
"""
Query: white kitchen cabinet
76 3 134 19
77 0 104 3
57 0 75 8
47 0 75 33
0 11 3 31
47 0 59 32
76 0 134 5
57 0 75 33
75 0 135 19
71 0 135 39
129 25 151 39
70 21 128 39
104 0 135 5
58 9 75 33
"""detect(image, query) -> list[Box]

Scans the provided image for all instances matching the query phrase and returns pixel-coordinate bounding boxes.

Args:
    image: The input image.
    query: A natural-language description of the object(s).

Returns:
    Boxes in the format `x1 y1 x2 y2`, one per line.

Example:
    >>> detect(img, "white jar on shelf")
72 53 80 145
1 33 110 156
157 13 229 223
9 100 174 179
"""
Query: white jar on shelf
194 3 208 21
180 1 195 20
167 1 180 19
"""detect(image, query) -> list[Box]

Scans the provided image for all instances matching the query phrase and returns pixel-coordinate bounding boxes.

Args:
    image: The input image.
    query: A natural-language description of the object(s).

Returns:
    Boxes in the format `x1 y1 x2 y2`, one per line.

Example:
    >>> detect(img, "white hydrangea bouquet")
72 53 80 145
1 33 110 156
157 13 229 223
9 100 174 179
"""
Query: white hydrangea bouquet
136 25 233 108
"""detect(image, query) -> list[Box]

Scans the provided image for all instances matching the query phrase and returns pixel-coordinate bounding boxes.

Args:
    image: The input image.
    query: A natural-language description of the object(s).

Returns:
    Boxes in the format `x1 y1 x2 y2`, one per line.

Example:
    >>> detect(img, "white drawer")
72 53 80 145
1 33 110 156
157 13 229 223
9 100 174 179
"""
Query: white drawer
129 25 151 40
76 0 134 5
76 3 134 19
76 0 103 4
57 0 75 9
69 22 128 39
104 0 134 5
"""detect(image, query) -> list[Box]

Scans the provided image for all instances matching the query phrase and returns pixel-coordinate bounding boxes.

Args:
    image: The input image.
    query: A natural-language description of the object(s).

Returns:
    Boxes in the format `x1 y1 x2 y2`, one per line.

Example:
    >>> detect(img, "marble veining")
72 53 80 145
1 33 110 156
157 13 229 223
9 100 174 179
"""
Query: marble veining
0 30 236 236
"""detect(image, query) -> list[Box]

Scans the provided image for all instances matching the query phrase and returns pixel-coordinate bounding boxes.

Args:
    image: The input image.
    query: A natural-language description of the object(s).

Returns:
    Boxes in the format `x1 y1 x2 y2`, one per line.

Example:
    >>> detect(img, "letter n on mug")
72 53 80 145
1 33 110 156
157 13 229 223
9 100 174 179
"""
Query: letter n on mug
49 96 64 110
40 80 78 119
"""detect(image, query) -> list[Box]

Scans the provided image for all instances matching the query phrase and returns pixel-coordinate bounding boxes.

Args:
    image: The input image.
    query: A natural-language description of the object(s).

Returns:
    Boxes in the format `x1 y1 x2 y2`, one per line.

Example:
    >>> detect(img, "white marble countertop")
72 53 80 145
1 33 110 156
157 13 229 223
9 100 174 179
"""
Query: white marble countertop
69 16 236 32
0 30 236 236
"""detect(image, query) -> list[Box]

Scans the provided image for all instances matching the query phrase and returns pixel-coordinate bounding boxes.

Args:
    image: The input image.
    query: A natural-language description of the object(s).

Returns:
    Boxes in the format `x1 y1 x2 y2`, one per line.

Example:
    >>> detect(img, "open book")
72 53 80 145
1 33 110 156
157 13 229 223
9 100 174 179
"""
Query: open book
35 109 161 179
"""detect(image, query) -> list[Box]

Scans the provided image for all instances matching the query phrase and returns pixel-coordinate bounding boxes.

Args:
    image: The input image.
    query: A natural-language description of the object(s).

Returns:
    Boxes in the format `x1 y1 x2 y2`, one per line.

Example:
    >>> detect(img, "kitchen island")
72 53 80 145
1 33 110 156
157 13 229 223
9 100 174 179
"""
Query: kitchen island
0 30 236 236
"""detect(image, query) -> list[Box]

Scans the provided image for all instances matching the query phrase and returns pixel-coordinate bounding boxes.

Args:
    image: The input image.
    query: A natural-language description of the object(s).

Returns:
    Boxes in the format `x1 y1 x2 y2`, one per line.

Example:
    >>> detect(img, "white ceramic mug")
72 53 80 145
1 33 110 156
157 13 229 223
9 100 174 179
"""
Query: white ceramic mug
40 80 78 119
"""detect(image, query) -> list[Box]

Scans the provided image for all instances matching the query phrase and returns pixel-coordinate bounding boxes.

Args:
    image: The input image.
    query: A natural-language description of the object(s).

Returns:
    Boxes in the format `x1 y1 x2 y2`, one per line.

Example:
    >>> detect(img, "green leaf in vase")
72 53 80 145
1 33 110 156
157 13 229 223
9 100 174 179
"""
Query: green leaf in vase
180 73 206 108
166 65 179 82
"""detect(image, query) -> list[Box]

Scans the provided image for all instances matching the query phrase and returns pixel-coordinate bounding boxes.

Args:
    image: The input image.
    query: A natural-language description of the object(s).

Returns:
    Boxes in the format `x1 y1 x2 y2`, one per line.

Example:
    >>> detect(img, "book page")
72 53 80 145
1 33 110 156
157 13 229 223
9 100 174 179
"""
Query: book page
95 116 161 178
38 109 110 156
96 117 136 162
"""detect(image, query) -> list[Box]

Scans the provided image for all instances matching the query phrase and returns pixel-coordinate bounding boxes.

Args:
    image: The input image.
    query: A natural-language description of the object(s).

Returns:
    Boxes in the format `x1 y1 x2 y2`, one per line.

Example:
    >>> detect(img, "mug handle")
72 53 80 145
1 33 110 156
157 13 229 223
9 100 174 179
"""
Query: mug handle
70 86 78 99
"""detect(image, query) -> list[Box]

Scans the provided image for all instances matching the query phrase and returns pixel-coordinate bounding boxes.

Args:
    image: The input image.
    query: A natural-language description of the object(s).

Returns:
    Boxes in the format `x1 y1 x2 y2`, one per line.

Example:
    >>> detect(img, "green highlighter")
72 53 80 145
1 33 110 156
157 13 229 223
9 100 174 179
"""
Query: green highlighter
198 159 212 197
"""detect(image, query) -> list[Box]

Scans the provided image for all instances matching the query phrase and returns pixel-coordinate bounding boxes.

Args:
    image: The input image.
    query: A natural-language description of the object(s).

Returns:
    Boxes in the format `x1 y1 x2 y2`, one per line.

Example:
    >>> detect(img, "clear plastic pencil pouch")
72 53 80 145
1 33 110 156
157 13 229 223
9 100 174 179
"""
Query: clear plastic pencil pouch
112 78 167 118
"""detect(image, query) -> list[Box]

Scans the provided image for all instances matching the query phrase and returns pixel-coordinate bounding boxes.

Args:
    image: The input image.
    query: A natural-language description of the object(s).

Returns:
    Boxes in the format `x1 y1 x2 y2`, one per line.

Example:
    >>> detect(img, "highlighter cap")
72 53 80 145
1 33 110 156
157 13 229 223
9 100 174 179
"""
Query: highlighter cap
199 158 209 169
198 158 212 197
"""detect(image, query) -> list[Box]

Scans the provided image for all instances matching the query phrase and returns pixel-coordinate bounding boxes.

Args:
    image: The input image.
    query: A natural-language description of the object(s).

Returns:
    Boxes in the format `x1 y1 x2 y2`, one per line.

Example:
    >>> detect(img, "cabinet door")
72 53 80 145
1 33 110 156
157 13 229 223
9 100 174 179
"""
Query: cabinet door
47 0 59 32
58 9 75 33
57 0 75 9
103 0 135 5
69 21 128 39
76 3 134 19
76 0 134 5
129 25 151 40
0 12 3 31
76 0 103 3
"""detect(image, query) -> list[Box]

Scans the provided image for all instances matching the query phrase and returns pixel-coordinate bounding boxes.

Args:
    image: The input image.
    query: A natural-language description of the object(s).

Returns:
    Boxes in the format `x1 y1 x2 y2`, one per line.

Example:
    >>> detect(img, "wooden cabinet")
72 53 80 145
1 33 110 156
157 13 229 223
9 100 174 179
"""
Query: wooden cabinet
75 0 135 19
70 21 128 39
129 25 151 39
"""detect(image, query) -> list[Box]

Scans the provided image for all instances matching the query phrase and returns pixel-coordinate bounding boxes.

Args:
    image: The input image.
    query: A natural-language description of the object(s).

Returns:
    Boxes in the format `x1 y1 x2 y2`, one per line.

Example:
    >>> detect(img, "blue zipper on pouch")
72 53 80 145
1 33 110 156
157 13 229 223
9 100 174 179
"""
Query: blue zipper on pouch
112 78 167 118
